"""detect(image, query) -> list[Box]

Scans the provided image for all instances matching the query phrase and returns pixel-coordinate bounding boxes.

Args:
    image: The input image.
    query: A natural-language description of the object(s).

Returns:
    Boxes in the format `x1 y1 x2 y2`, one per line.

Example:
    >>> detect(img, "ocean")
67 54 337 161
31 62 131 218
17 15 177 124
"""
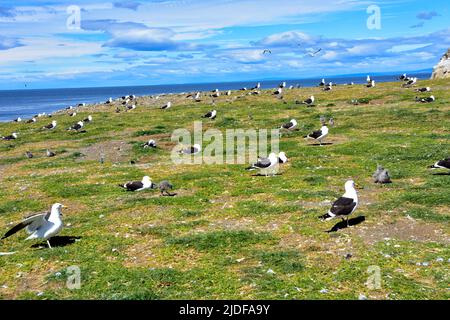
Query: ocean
0 72 431 122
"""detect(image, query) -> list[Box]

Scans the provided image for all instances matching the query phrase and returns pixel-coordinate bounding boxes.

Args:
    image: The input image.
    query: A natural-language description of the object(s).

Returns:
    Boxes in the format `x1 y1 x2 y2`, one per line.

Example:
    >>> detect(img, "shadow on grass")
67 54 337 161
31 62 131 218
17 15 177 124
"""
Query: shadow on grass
31 236 81 249
431 172 450 176
307 143 333 146
251 173 283 177
326 216 366 233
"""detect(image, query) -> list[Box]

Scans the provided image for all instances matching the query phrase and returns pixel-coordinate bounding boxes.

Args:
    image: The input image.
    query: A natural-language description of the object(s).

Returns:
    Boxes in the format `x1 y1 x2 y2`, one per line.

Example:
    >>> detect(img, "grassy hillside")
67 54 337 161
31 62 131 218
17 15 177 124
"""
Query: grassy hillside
0 78 449 300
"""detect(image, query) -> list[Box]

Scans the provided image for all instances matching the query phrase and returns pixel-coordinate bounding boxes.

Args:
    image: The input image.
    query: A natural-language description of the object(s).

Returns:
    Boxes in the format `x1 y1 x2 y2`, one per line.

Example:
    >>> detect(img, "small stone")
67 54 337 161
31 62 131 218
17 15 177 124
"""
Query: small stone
422 262 429 267
55 272 62 277
436 257 443 262
358 294 367 300
319 288 328 294
36 292 44 297
266 269 276 275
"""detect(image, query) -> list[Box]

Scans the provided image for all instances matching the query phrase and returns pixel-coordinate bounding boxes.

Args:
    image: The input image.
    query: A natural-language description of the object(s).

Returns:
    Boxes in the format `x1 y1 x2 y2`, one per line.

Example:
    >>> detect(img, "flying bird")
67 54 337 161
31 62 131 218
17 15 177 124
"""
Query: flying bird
1 203 64 249
319 180 359 227
304 125 329 145
119 176 156 192
263 49 272 54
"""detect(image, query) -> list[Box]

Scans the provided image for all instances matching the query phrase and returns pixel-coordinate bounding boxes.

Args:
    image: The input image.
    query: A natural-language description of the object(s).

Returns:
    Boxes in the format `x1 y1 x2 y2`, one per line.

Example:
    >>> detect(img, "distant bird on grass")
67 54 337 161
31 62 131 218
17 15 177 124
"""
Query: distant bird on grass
1 132 18 140
26 117 37 124
304 125 329 145
402 77 417 88
126 104 136 111
273 87 283 95
298 96 315 106
119 176 156 192
68 112 77 117
280 119 297 131
367 80 376 88
320 180 359 227
1 203 64 249
429 158 450 170
373 165 392 184
319 78 326 87
46 149 56 157
161 102 172 110
67 121 84 132
83 115 93 122
25 151 33 159
202 110 217 120
43 120 57 130
158 180 175 196
13 117 22 122
416 95 435 103
143 139 157 148
179 144 201 155
246 153 279 176
415 87 431 93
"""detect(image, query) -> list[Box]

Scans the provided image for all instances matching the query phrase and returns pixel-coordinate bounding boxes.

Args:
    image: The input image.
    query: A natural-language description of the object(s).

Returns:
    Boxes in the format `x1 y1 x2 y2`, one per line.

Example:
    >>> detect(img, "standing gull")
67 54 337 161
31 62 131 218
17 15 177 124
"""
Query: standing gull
304 125 329 145
320 180 359 227
161 102 172 110
1 203 64 249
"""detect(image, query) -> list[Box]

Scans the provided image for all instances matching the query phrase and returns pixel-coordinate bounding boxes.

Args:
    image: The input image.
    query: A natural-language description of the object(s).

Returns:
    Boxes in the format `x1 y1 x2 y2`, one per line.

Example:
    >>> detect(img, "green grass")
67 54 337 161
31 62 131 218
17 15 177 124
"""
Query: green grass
0 79 449 300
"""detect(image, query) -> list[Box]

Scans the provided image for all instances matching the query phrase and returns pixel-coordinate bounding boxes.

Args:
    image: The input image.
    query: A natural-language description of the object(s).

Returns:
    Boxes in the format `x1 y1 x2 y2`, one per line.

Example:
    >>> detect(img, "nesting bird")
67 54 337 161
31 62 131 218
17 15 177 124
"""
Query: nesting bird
280 119 298 131
246 153 279 176
26 117 37 123
372 165 392 184
202 110 217 120
402 77 417 88
429 158 450 170
161 102 172 109
83 115 93 122
46 149 56 157
119 176 156 192
143 139 157 148
1 132 18 140
179 144 201 155
1 203 64 249
320 180 359 227
415 87 431 93
299 96 315 106
67 121 84 132
43 120 57 130
416 95 435 103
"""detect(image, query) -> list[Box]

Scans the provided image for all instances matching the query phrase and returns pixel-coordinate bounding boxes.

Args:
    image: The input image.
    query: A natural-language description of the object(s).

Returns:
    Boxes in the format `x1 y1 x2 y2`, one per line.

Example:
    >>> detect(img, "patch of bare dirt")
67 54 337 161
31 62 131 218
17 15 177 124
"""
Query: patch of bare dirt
349 217 450 245
77 140 131 163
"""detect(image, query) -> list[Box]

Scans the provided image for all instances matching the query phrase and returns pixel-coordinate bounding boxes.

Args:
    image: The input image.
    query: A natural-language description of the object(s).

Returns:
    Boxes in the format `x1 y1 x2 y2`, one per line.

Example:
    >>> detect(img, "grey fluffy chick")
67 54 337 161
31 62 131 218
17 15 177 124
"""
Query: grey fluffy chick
159 180 175 196
373 165 392 184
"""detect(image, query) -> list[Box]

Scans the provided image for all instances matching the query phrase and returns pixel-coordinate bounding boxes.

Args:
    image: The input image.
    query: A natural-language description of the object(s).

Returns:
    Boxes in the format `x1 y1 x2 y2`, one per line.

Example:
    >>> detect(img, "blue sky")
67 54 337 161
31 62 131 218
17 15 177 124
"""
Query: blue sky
0 0 449 89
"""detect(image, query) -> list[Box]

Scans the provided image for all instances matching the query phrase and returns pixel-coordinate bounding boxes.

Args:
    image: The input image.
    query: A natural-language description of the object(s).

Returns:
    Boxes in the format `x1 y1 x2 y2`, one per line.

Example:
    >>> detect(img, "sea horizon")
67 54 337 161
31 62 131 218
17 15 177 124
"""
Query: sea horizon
0 70 431 122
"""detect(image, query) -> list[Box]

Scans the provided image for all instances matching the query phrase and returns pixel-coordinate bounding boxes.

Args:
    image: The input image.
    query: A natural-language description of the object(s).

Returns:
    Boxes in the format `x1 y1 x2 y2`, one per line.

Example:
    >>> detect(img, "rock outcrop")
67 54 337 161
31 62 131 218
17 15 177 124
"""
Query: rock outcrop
431 48 450 79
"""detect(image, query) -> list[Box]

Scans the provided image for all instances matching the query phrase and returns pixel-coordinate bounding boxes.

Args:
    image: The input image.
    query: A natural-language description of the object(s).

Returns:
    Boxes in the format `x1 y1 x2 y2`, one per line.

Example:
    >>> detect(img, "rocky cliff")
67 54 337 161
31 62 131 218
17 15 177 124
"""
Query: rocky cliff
431 49 450 79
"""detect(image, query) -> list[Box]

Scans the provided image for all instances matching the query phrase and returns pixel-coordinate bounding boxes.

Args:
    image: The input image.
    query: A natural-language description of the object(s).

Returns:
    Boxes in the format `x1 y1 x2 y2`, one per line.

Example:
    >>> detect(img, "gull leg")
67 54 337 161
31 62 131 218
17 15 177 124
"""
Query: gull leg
47 239 52 249
346 217 350 227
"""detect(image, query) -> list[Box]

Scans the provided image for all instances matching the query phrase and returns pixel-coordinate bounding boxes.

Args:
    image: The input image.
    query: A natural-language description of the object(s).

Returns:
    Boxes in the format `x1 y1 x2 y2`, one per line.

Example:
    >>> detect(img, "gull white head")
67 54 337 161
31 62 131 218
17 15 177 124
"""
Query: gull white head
310 96 315 102
321 125 329 135
430 95 435 100
344 180 358 199
291 119 297 126
12 132 18 138
50 203 64 220
426 87 431 91
141 176 152 187
87 115 93 121
268 153 278 163
193 144 201 152
278 152 288 163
